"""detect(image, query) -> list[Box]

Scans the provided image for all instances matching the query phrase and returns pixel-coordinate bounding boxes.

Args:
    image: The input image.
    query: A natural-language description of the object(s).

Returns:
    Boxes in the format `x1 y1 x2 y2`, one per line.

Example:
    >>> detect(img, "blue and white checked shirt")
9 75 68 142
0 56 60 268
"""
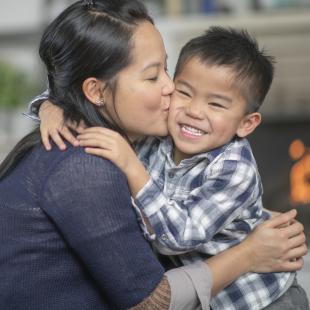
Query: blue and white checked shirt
133 136 294 310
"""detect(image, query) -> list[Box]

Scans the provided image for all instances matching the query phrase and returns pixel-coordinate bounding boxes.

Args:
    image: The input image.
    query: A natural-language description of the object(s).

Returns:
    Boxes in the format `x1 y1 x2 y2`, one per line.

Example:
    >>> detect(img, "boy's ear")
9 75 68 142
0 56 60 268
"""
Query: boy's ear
82 77 107 107
236 112 261 138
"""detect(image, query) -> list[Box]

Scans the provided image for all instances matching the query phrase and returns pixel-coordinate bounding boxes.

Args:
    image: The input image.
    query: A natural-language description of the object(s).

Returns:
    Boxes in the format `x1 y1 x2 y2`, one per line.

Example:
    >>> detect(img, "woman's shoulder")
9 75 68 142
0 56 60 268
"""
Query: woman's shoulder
48 145 124 179
35 145 127 196
37 145 130 213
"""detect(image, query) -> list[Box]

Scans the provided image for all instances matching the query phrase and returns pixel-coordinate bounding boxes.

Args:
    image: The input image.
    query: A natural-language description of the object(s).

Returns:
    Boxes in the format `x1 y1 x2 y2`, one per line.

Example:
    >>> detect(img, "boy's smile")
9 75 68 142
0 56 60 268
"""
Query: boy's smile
168 57 259 164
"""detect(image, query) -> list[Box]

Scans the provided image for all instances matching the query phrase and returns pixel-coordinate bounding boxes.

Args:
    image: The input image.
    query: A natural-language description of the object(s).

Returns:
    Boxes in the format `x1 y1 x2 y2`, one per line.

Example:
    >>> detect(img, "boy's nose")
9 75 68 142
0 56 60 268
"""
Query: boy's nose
185 101 204 119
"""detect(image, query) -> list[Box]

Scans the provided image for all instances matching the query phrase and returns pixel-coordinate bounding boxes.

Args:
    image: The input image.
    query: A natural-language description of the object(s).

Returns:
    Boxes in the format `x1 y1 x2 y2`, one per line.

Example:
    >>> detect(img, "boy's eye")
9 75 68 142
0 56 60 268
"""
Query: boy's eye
209 102 225 109
177 89 190 97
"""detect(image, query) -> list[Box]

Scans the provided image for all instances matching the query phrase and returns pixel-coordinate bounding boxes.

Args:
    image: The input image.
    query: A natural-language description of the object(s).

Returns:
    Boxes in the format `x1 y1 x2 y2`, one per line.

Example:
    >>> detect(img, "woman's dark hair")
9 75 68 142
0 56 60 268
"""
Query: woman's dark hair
0 0 153 179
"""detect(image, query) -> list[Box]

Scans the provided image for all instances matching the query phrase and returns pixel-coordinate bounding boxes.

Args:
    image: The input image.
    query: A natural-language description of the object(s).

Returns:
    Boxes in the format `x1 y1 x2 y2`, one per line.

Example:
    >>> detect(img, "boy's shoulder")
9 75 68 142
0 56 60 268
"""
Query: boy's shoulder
135 136 162 152
208 138 255 165
136 136 171 161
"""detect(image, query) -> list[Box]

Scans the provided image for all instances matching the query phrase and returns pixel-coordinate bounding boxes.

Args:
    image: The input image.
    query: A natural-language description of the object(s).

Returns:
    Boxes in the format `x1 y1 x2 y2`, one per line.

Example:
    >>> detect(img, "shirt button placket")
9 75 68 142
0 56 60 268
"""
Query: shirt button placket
168 171 174 178
161 234 168 241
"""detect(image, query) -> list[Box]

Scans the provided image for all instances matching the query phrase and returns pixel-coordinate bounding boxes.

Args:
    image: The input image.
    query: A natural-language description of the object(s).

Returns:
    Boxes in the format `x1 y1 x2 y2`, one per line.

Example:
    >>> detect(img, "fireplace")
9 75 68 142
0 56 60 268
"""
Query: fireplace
289 139 310 206
248 120 310 239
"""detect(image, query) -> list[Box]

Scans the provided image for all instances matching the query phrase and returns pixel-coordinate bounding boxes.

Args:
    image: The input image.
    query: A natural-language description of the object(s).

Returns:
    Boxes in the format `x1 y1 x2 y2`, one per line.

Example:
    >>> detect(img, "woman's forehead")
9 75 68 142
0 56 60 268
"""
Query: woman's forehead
129 22 166 68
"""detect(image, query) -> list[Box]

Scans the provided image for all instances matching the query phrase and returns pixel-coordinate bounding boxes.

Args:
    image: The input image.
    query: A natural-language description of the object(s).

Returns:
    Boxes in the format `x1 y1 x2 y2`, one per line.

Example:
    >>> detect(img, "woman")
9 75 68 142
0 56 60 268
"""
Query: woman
1 1 306 309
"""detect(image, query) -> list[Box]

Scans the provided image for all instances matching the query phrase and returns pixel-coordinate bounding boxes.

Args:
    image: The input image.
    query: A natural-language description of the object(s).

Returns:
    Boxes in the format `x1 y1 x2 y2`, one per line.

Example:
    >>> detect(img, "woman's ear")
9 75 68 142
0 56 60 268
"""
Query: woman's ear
82 77 106 107
237 112 261 138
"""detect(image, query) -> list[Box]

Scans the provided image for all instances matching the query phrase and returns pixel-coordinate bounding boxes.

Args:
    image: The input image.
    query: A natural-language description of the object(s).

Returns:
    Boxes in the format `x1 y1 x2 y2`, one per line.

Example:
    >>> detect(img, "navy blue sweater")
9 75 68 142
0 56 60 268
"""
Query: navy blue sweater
0 144 164 309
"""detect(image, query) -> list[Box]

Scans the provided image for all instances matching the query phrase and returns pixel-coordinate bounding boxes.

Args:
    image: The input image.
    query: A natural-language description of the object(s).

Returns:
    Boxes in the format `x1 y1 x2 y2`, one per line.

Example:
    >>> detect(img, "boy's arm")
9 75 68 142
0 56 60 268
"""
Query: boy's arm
26 91 83 150
77 127 151 197
133 155 263 252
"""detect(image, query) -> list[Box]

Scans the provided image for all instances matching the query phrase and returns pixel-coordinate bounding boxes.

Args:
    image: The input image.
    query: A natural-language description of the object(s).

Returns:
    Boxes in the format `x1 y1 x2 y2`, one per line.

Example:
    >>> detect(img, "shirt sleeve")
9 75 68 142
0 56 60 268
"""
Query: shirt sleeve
24 89 49 121
39 149 165 309
166 261 212 310
133 157 263 252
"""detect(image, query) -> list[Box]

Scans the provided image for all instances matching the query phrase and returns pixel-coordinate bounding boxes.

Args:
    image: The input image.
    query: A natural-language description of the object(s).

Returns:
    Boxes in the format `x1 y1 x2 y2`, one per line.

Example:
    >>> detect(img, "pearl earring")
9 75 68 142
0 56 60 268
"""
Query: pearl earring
97 97 105 107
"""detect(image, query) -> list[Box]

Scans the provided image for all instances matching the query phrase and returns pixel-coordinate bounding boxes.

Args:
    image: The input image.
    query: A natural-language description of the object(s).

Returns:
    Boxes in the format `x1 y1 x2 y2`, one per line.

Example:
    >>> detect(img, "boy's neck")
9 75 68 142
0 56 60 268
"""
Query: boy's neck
172 147 187 165
172 146 199 165
172 136 240 165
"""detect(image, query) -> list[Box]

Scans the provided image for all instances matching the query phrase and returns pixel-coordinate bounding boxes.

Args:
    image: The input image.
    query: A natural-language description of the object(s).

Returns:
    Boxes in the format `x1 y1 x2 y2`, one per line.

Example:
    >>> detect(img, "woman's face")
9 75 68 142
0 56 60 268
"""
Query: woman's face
103 21 174 142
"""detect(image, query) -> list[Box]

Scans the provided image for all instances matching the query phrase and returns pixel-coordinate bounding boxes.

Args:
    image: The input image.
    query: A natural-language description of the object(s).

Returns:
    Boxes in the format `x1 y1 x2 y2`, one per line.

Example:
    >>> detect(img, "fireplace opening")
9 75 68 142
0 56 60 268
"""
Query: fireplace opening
248 120 310 241
289 139 310 206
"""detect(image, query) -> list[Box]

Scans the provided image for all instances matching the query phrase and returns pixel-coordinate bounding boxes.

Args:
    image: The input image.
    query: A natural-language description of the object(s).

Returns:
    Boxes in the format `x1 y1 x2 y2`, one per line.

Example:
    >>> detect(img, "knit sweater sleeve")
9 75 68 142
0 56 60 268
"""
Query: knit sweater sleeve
39 148 165 309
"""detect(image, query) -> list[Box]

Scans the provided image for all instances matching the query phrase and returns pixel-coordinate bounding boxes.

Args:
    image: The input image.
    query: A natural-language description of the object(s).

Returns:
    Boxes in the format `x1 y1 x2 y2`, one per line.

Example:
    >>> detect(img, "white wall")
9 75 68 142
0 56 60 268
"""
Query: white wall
0 0 43 33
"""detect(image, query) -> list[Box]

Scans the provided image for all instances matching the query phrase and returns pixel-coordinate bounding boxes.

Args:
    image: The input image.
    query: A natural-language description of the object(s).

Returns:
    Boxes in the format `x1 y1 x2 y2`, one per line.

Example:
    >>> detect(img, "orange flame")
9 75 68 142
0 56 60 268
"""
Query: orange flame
289 139 310 206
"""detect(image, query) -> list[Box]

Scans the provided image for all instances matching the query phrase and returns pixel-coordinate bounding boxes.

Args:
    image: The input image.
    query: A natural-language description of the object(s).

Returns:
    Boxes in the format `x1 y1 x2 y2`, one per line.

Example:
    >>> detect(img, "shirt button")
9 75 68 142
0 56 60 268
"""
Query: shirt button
168 172 174 178
161 234 168 241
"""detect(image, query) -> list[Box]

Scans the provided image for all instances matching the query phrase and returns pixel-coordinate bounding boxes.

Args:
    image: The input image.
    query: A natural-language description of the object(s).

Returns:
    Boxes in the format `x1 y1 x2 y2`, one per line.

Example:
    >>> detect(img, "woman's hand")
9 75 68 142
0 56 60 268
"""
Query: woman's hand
244 209 307 273
39 100 84 150
77 127 150 196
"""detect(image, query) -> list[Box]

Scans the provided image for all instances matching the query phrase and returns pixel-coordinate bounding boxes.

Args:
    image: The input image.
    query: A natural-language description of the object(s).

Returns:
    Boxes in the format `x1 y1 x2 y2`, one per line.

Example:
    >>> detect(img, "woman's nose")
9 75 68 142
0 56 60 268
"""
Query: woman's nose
162 75 175 96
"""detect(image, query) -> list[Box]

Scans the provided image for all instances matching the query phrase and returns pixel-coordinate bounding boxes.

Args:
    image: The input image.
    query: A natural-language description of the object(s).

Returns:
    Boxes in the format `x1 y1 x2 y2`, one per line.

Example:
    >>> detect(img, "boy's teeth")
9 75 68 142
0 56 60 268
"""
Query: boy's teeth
181 125 204 136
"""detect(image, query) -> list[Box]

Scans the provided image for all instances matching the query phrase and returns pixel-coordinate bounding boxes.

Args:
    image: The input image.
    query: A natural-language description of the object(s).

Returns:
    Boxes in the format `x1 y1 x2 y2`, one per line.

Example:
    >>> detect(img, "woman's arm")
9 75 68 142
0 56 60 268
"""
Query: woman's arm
207 209 306 295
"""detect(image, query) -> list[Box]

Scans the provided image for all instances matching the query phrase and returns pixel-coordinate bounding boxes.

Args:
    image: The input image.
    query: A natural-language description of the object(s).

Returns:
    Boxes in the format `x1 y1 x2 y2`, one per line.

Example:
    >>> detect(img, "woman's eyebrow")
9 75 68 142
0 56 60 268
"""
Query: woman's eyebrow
143 55 168 72
142 62 161 71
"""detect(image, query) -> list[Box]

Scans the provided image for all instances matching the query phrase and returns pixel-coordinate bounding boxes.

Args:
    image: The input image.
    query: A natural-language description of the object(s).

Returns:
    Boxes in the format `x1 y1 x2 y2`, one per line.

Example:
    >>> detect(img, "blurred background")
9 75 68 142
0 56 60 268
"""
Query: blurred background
0 0 309 294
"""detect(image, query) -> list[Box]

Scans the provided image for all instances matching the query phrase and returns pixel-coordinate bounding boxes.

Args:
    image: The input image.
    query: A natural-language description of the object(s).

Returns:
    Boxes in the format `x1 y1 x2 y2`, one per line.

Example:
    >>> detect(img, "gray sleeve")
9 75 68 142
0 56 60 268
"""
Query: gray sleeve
165 261 212 310
23 89 50 121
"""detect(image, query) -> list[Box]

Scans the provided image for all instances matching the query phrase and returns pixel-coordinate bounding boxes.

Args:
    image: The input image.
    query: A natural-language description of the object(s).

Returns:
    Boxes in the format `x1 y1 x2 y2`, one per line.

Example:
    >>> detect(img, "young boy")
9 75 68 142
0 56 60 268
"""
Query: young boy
77 26 308 310
29 27 308 309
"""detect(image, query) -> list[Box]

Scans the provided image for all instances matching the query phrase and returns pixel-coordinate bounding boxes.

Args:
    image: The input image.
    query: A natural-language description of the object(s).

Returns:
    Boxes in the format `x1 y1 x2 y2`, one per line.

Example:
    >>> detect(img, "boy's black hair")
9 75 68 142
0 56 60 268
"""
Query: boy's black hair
174 26 275 113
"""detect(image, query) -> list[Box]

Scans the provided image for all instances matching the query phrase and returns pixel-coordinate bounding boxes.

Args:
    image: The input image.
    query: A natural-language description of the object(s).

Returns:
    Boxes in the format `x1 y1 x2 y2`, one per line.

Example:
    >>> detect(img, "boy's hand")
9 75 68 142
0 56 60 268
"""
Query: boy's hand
77 127 150 196
245 209 307 273
39 100 84 151
77 127 137 173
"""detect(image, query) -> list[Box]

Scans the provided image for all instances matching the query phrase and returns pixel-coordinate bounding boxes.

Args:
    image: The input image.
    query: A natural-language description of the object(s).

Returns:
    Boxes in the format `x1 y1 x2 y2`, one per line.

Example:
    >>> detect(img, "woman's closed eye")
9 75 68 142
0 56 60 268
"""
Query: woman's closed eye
147 76 159 81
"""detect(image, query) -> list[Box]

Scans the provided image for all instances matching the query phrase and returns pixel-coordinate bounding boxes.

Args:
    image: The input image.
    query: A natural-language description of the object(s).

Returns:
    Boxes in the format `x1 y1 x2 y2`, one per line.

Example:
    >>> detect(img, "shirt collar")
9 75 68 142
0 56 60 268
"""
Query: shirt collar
159 136 237 168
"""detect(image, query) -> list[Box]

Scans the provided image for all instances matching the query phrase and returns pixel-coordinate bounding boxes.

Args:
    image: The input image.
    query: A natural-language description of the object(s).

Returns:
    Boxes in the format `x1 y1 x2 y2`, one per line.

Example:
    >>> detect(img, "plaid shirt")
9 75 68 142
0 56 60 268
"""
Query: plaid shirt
134 136 293 310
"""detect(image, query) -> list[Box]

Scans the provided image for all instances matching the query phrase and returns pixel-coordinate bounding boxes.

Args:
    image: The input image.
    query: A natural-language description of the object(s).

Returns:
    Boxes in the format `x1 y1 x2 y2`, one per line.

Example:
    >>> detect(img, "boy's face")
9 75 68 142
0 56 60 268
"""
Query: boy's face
168 57 260 163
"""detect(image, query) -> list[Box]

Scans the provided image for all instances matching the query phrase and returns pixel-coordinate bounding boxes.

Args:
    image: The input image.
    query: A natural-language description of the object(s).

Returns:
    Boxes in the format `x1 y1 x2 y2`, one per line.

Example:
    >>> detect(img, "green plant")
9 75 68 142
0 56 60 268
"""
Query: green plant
0 61 39 110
